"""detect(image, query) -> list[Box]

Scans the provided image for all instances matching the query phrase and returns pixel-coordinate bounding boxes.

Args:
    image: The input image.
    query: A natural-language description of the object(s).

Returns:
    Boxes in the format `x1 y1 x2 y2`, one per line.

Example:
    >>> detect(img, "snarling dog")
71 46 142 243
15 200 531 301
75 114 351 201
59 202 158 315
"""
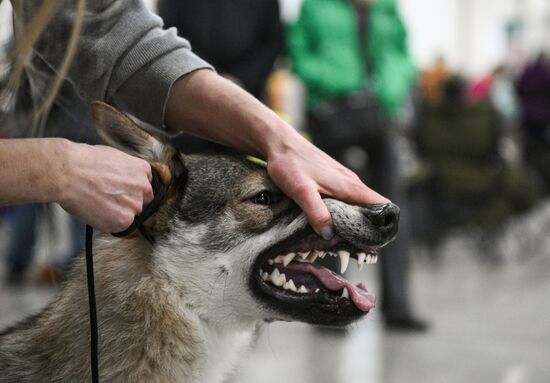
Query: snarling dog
0 103 399 383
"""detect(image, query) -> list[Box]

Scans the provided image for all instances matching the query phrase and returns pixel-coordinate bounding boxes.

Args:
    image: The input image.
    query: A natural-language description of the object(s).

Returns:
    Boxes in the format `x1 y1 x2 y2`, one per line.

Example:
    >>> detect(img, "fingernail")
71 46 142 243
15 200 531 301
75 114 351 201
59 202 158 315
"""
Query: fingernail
320 225 334 241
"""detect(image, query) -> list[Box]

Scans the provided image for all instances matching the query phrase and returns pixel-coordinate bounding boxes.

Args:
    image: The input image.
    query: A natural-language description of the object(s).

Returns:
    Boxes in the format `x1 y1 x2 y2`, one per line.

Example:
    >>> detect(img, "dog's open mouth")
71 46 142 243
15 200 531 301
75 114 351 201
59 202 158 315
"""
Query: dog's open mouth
253 230 380 318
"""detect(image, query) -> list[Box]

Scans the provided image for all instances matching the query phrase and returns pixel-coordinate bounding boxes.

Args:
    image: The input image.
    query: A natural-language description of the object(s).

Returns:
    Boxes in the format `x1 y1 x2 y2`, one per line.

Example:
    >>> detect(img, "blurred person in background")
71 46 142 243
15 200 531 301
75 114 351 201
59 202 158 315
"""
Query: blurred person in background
4 203 85 285
158 0 284 101
420 55 451 106
1 0 388 279
158 0 285 154
287 0 427 331
489 65 520 131
516 52 550 194
413 76 541 253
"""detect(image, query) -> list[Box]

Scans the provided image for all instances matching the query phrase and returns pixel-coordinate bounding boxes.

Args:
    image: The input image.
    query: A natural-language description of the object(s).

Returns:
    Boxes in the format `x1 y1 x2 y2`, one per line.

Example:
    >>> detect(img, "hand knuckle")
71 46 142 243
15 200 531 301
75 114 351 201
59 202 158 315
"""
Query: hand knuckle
119 213 134 228
293 182 311 196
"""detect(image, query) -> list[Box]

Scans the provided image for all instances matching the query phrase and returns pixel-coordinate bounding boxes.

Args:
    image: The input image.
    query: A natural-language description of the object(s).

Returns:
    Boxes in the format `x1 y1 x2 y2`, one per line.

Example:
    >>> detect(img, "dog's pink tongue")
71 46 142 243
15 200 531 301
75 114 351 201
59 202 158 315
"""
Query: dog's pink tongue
286 262 376 312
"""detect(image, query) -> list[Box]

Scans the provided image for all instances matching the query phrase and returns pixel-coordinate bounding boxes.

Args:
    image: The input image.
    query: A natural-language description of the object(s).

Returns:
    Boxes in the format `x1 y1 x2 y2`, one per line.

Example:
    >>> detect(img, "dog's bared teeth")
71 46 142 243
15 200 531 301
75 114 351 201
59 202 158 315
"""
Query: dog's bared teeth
268 268 285 286
357 252 366 271
269 268 280 283
372 255 378 264
282 252 296 267
318 251 326 258
338 250 350 274
259 268 264 277
274 255 284 265
315 288 320 293
341 287 349 299
306 251 319 263
298 251 309 260
297 285 309 294
268 259 274 265
262 272 269 281
283 279 298 292
269 267 286 287
366 254 373 264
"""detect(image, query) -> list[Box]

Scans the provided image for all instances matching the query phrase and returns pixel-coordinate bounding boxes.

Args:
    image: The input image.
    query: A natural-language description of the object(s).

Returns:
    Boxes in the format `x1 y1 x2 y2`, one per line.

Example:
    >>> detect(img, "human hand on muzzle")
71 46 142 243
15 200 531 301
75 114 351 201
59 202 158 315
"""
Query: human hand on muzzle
266 131 390 239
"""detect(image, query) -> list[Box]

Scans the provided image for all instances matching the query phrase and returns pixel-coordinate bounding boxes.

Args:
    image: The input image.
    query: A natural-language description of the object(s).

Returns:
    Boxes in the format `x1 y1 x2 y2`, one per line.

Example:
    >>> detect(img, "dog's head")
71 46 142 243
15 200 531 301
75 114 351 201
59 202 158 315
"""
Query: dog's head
92 102 399 328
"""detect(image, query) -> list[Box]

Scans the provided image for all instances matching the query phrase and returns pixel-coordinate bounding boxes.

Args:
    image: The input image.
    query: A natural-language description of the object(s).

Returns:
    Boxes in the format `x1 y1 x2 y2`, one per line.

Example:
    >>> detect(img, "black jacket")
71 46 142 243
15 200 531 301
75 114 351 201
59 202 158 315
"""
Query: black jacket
158 0 284 99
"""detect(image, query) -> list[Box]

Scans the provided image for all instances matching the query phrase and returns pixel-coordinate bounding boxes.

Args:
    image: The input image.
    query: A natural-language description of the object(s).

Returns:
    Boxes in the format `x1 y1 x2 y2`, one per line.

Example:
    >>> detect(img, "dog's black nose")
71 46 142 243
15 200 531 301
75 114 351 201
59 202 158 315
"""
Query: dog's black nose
364 203 400 236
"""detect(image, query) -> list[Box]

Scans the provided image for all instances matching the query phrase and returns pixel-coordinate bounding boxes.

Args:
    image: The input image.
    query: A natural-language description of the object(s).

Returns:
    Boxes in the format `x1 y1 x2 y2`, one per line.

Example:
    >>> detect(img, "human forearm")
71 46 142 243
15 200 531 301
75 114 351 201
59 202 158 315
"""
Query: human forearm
0 138 153 232
165 69 299 159
0 138 67 205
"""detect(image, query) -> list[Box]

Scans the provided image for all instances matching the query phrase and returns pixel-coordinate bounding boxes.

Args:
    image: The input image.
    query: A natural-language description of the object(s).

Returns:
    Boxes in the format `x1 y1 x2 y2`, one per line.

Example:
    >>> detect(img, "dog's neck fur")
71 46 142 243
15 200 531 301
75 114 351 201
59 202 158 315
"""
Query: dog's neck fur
0 236 256 383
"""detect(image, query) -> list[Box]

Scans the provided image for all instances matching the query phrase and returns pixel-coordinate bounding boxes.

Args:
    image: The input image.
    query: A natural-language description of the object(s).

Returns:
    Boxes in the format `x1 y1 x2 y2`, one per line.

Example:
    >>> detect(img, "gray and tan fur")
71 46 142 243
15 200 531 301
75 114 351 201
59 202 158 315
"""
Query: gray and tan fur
0 103 398 382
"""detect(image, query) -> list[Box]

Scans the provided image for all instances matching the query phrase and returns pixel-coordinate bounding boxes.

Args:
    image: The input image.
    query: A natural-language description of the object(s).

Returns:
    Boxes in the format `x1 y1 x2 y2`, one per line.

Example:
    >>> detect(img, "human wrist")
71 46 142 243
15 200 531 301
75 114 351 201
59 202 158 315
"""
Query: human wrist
41 138 74 205
261 117 306 162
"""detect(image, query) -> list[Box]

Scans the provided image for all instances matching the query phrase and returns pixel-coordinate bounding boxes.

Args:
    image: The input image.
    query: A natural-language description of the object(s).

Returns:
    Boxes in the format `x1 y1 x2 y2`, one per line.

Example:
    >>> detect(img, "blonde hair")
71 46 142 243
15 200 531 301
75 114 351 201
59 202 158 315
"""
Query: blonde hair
2 0 85 134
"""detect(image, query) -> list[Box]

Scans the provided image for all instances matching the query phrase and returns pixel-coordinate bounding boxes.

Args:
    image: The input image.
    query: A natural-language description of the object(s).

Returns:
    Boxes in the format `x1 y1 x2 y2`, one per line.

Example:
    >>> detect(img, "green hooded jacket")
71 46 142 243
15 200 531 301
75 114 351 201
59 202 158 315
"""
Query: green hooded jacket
287 0 416 119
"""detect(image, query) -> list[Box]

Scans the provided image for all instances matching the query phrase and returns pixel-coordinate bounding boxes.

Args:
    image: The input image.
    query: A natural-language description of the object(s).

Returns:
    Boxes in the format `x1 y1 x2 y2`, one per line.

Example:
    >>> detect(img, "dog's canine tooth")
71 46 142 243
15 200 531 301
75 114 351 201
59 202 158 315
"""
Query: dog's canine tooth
283 279 297 292
297 285 308 294
338 250 350 274
282 253 296 267
341 287 349 299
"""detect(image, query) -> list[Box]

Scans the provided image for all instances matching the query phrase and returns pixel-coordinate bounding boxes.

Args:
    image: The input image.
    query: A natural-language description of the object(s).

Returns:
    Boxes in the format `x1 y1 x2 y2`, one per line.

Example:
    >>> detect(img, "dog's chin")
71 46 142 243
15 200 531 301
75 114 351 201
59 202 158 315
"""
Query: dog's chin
249 227 383 327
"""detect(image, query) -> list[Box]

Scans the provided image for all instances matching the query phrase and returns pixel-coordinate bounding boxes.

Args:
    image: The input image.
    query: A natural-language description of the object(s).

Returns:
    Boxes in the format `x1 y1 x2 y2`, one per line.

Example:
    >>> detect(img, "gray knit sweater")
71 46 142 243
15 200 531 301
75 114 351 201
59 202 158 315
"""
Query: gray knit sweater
16 0 212 128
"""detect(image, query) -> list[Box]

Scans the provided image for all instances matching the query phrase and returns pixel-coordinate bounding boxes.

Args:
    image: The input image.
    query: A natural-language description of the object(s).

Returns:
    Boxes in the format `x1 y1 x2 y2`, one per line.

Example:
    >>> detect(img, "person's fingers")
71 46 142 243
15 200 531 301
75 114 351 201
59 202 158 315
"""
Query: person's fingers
143 160 153 183
325 175 390 206
142 181 154 206
290 181 333 238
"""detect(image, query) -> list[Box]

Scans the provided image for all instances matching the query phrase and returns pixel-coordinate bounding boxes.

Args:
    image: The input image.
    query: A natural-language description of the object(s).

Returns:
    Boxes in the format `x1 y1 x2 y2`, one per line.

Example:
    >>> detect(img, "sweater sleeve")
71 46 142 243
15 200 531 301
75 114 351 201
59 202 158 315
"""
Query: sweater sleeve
23 0 213 128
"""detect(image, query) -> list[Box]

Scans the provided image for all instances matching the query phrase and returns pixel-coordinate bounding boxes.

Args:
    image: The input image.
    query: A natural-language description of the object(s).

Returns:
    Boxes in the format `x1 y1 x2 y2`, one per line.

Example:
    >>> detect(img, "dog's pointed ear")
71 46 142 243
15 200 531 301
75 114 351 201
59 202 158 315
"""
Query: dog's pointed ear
91 101 164 161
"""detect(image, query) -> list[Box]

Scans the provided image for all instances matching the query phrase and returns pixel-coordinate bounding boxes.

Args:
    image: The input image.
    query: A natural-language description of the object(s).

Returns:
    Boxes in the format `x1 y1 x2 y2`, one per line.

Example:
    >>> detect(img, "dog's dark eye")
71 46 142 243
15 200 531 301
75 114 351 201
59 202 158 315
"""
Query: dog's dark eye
251 191 275 205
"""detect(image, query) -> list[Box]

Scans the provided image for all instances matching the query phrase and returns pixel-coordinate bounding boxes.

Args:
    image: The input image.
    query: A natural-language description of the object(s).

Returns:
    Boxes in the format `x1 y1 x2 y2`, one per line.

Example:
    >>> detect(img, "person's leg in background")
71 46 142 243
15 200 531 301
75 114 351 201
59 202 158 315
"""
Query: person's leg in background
4 203 39 285
368 129 428 331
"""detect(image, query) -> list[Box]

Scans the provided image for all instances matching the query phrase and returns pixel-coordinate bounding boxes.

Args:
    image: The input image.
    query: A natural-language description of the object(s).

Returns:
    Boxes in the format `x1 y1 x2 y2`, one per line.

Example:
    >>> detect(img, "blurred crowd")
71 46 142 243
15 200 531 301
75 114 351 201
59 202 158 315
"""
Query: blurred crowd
2 0 550 333
412 54 550 249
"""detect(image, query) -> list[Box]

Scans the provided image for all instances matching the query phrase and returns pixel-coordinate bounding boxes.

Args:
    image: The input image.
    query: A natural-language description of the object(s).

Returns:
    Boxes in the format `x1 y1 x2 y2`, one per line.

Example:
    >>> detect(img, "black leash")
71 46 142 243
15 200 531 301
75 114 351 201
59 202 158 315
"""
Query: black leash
84 168 167 383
